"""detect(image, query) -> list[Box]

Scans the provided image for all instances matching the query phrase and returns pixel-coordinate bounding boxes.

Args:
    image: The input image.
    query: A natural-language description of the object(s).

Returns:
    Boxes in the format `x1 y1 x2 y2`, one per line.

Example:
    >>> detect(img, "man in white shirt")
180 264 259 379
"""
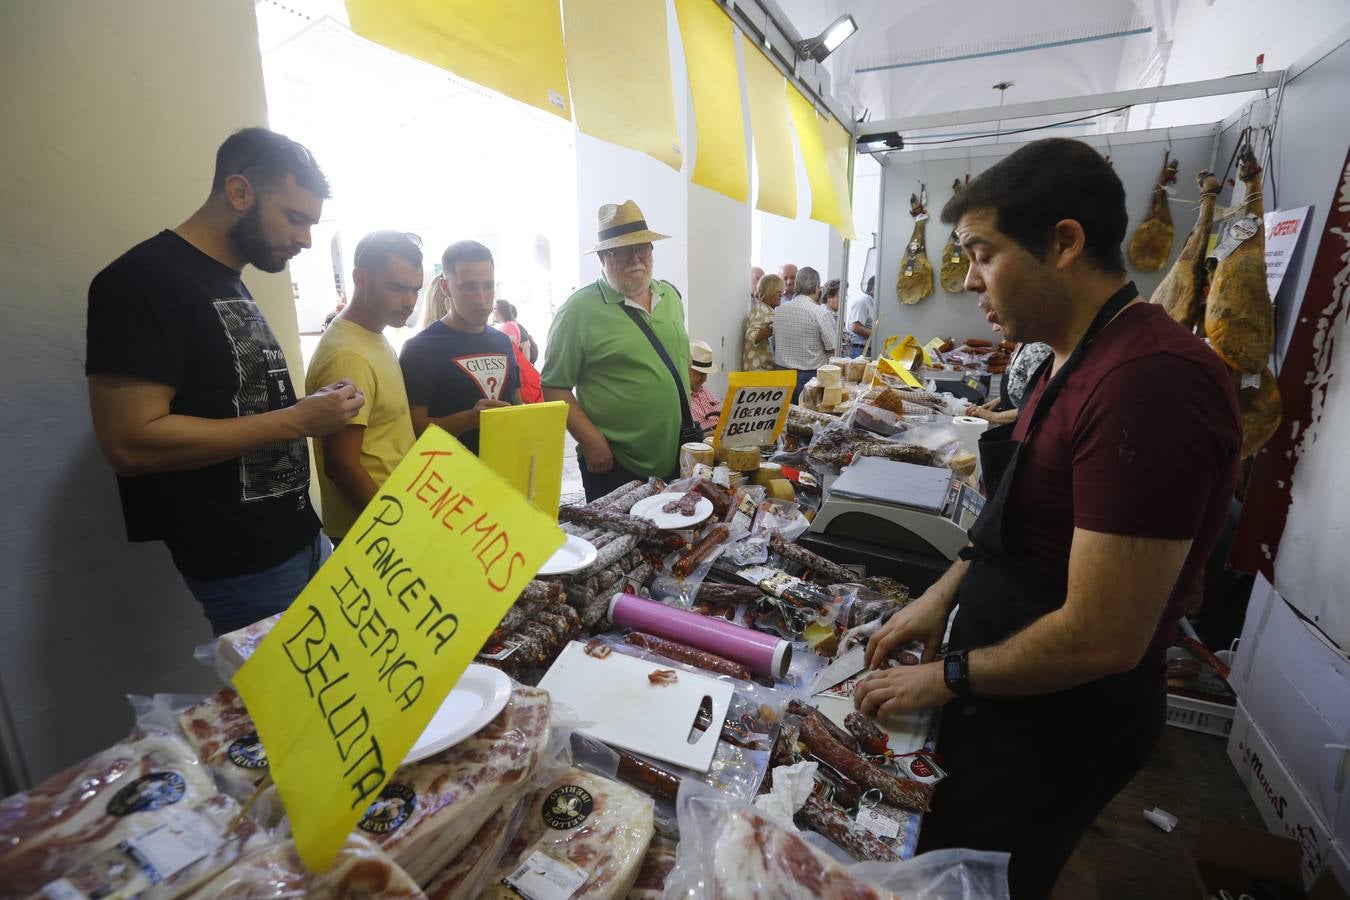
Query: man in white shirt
848 275 877 357
772 266 836 401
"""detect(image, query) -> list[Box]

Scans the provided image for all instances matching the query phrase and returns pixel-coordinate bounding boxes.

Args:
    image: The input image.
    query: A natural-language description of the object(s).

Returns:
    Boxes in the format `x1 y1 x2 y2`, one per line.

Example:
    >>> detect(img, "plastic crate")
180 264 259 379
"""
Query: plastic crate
1165 693 1235 737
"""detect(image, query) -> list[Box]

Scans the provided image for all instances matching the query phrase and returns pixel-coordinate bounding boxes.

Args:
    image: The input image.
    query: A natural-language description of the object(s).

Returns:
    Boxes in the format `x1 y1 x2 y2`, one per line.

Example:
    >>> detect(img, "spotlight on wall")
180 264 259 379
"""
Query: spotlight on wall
798 14 858 62
856 131 903 154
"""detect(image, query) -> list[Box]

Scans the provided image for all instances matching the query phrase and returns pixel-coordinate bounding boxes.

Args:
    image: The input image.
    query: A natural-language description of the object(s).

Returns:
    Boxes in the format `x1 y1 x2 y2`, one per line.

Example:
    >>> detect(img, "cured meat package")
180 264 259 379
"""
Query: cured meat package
0 725 269 897
176 687 270 788
186 833 426 899
482 767 655 899
665 787 1011 900
423 794 528 900
354 685 553 885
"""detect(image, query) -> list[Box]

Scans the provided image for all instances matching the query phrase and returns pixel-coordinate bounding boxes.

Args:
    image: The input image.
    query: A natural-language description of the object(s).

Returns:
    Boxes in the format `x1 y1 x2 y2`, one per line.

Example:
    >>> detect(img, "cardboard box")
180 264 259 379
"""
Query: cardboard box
1229 575 1350 842
1229 700 1342 888
1188 821 1304 899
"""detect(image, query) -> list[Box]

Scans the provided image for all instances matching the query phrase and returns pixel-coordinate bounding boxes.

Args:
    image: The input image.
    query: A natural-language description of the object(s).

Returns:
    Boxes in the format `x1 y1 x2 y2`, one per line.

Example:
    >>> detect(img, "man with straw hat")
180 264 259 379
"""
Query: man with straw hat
542 200 694 500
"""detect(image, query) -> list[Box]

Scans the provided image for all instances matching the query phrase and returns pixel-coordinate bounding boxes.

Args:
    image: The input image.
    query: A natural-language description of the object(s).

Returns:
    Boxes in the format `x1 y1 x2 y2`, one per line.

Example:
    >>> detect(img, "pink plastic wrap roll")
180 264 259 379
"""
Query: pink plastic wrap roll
608 593 792 678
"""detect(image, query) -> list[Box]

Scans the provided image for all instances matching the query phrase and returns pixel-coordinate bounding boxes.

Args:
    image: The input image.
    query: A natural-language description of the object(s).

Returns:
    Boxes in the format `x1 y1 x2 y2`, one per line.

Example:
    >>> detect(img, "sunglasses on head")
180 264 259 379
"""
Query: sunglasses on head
236 139 317 177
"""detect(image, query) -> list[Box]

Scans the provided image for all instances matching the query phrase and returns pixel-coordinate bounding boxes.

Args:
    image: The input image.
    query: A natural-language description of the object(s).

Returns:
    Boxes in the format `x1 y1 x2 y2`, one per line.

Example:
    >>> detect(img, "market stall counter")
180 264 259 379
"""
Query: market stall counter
0 368 1015 897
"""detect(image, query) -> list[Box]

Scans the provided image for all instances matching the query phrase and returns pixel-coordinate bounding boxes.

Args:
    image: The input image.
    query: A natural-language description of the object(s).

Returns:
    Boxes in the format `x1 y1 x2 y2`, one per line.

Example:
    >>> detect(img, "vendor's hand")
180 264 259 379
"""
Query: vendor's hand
292 380 364 437
853 663 954 723
582 434 615 474
865 591 950 669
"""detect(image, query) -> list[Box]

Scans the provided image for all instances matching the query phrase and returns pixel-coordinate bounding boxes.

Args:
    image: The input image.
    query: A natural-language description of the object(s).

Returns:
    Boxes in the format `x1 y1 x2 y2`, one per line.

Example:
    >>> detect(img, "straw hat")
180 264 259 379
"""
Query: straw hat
588 200 671 253
689 340 719 374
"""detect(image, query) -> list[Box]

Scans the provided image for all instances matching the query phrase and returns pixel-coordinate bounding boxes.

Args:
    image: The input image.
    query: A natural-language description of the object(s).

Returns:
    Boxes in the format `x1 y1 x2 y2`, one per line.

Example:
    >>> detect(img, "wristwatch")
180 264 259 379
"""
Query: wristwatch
943 649 972 697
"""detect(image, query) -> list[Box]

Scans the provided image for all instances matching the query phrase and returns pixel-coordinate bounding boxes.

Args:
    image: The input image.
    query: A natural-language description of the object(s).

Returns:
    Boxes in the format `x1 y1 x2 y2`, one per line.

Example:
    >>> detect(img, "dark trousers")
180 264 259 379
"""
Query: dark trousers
917 674 1165 899
579 456 645 502
791 368 815 403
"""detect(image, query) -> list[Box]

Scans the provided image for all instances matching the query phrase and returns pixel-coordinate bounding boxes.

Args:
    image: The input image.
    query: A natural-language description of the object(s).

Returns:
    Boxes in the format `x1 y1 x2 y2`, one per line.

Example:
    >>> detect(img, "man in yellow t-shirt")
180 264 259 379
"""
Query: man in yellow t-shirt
305 230 422 542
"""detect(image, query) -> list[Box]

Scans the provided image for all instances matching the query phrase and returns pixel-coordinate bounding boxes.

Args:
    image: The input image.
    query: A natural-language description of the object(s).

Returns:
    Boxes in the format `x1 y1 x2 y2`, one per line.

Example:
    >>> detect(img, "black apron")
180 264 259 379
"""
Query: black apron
920 283 1167 899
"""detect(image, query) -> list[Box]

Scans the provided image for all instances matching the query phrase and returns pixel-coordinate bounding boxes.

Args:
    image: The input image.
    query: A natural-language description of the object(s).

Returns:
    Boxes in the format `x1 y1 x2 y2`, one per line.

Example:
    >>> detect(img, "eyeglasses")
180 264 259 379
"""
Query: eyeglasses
401 231 422 248
602 243 653 262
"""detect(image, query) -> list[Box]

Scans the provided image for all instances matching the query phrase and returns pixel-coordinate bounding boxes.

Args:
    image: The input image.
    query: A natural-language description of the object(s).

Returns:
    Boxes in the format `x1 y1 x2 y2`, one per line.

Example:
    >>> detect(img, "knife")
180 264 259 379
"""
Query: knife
810 644 868 696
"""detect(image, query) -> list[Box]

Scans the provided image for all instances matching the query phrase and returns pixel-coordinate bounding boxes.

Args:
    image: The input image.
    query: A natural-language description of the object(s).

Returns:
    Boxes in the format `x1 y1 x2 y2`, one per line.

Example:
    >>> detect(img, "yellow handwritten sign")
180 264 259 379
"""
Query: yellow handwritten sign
233 427 564 872
879 356 925 389
710 369 797 448
479 401 568 517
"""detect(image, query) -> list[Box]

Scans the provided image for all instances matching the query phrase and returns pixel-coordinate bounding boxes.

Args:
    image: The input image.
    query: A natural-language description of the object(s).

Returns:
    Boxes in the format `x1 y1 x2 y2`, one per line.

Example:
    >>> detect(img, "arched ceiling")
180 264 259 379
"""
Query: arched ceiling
774 0 1167 127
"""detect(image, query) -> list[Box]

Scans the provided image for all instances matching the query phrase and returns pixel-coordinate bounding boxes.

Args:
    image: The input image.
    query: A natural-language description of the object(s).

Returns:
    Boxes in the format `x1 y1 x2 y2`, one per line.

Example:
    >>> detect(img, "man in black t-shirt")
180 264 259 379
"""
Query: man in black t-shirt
400 241 521 454
86 128 364 635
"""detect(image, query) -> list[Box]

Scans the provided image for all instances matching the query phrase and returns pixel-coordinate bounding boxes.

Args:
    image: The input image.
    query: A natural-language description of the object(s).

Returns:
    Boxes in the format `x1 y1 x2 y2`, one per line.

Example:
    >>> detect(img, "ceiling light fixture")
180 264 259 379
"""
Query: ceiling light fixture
798 14 858 62
856 131 903 153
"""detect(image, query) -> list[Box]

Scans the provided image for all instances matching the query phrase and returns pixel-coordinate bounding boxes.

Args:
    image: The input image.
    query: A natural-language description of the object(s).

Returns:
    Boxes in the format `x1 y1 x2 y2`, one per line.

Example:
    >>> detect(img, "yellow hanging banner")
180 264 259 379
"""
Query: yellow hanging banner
742 44 796 219
478 401 569 518
821 116 858 240
234 427 564 872
674 0 748 201
710 369 798 448
345 0 571 120
787 87 852 237
562 0 683 170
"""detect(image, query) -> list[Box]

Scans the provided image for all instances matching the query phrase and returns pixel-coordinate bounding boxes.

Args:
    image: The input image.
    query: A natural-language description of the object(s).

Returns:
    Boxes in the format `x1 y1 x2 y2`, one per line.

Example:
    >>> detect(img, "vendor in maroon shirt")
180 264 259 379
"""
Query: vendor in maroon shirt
854 138 1241 898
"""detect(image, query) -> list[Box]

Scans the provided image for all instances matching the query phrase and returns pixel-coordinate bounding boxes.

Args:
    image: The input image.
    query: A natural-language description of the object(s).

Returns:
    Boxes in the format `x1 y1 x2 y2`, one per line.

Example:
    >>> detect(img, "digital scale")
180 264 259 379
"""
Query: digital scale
808 457 985 561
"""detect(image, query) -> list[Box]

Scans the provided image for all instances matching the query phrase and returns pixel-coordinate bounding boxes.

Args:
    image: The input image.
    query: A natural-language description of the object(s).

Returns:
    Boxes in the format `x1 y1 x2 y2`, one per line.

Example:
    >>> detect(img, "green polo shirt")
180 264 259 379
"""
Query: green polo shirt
541 277 691 477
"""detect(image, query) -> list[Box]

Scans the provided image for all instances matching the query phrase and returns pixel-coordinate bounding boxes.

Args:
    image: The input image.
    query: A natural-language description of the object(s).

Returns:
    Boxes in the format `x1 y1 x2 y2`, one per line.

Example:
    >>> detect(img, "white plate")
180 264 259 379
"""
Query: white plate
630 492 714 530
404 664 512 764
538 534 597 575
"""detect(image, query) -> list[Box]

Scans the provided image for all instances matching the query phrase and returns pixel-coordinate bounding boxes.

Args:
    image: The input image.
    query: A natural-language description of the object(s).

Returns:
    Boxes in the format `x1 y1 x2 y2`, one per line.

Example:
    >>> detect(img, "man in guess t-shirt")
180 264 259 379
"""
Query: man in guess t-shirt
86 128 364 635
400 240 520 454
854 138 1241 897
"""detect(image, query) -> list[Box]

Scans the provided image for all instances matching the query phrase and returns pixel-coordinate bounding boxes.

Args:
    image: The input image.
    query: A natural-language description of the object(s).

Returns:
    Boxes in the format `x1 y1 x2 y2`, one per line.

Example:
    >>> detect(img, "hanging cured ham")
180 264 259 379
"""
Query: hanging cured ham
1127 150 1180 271
939 177 970 293
1206 143 1275 374
1152 170 1221 331
896 188 934 304
1235 366 1282 459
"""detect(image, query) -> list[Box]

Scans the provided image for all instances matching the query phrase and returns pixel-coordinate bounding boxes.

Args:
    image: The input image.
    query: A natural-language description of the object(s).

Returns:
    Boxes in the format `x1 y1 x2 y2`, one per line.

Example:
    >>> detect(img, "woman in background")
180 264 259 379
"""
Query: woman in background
493 299 543 403
493 300 537 364
742 273 783 371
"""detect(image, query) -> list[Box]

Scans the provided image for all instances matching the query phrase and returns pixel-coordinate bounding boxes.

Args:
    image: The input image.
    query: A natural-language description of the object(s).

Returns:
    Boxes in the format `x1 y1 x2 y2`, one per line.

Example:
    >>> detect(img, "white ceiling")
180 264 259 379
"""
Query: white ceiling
774 0 1165 130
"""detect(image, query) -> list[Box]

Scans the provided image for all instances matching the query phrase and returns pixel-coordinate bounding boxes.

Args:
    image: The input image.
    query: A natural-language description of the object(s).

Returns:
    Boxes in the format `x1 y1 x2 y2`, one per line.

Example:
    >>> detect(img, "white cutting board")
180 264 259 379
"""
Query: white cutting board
538 641 733 772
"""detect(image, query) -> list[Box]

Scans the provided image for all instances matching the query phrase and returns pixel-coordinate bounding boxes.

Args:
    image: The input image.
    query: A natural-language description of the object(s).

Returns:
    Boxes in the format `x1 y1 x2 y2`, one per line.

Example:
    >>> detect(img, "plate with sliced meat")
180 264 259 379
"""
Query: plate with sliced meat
630 491 713 530
403 663 513 764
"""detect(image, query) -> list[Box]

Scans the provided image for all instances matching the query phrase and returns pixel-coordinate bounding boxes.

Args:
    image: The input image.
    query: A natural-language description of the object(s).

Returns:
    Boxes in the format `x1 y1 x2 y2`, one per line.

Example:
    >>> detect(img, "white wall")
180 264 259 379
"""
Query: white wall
688 186 752 395
0 1 307 783
874 129 1218 349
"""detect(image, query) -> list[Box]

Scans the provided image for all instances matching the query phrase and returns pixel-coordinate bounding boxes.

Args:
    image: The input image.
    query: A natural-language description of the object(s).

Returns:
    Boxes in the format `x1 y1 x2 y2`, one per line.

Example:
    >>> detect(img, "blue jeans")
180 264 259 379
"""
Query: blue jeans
183 533 331 636
849 341 867 358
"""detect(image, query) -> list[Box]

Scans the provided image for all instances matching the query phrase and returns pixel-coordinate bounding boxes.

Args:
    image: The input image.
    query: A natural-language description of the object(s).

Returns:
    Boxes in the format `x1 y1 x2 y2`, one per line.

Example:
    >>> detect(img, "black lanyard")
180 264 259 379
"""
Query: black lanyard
599 279 696 434
1018 282 1140 439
